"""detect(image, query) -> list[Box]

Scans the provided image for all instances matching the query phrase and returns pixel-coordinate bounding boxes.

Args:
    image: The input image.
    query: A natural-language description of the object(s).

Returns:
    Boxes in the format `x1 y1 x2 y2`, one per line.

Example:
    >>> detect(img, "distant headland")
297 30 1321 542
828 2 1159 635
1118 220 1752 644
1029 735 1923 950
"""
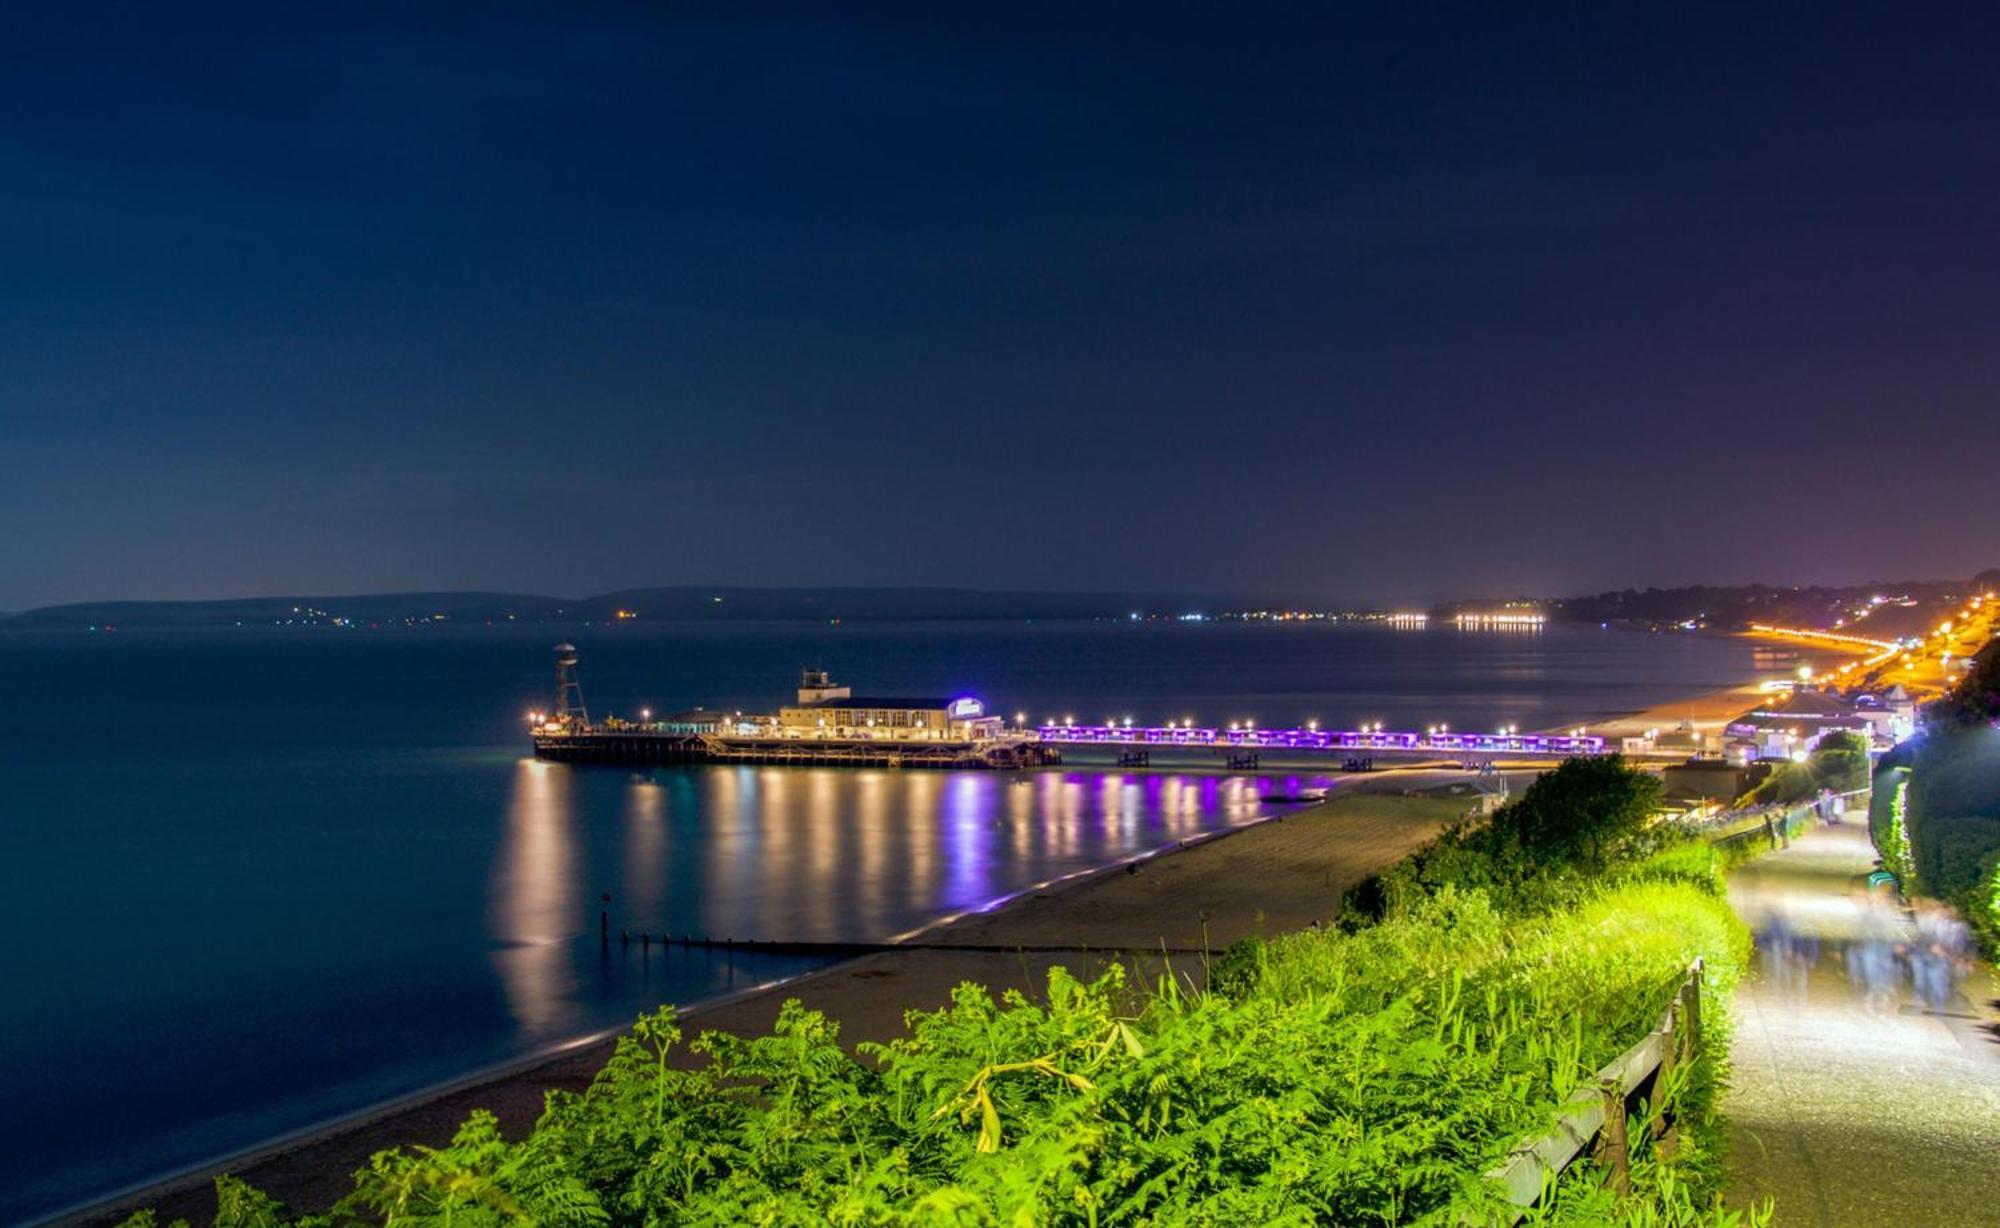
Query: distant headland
5 572 1993 631
0 586 1214 629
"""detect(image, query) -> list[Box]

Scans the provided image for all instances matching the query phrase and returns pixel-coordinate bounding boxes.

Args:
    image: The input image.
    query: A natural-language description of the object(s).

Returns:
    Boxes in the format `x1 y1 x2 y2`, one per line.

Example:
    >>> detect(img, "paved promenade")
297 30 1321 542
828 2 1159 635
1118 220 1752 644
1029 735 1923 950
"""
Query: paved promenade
1725 821 2000 1226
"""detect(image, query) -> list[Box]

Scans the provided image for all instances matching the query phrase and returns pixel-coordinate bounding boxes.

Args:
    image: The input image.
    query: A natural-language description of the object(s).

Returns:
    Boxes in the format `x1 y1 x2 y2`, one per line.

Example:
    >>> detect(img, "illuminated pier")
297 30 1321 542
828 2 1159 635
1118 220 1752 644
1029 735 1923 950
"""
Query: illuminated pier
526 648 1608 770
1037 722 1602 757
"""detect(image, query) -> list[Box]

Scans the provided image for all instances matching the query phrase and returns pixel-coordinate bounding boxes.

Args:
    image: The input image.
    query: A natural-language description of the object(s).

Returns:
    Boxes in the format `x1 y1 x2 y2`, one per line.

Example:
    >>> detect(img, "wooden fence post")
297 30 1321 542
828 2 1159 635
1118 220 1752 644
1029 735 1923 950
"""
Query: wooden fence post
1597 1078 1631 1196
1651 1009 1677 1151
1686 963 1703 1061
1476 959 1703 1224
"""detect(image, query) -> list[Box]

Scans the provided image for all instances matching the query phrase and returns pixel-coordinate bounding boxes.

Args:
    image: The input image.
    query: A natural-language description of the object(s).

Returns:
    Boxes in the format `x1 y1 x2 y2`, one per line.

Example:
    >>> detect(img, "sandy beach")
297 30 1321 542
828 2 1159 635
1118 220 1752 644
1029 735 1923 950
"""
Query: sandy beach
1587 630 1870 740
104 771 1494 1226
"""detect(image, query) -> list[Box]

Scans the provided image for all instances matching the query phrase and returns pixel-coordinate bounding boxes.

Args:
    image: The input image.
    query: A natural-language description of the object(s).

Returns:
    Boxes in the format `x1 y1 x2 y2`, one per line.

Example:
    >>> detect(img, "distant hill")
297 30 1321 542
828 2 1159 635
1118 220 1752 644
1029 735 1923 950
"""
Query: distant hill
2 586 1209 629
568 586 1186 623
1 591 569 629
1551 574 1995 631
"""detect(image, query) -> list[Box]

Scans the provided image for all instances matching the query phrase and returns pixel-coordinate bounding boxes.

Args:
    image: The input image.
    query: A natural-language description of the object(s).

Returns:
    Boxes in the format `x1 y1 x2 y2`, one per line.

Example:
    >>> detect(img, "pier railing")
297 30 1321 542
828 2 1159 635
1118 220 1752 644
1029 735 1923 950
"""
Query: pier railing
1475 958 1706 1224
1036 723 1606 756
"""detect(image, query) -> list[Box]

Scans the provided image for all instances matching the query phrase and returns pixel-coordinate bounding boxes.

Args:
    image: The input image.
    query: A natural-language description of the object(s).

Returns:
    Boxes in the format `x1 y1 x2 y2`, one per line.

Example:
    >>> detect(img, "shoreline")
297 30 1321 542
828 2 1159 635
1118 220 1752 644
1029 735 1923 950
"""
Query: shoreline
1583 628 1869 741
63 771 1486 1227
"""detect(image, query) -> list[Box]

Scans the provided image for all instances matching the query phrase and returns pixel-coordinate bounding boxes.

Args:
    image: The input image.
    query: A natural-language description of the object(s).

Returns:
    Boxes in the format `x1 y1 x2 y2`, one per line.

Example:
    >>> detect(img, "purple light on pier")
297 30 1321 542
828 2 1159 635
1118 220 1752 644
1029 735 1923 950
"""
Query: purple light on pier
1035 723 1604 756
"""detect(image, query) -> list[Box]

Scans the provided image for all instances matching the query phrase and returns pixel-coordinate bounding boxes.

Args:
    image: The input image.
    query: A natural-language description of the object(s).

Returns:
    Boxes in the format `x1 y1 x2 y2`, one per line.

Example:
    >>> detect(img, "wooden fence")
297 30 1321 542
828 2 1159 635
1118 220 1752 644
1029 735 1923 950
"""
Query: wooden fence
1477 958 1705 1223
1706 785 1870 854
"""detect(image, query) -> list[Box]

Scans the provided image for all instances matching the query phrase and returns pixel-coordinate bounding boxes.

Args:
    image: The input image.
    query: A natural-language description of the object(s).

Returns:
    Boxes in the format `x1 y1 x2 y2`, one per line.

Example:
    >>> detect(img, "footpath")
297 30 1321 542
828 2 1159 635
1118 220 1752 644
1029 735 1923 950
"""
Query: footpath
1724 821 2000 1226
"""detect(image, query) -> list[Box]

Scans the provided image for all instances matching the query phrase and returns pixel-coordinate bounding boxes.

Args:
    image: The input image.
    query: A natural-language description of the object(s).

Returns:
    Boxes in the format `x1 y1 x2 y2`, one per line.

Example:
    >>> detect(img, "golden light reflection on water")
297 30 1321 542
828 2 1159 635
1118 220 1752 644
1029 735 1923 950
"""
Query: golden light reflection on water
489 759 582 1036
496 764 1291 991
620 777 666 922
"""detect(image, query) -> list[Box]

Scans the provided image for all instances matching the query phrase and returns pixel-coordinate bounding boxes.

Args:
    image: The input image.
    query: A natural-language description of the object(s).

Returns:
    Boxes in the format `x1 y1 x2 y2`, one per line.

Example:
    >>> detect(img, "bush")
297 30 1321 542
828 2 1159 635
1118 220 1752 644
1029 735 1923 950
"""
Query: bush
1884 721 2000 956
1868 768 1916 889
1489 755 1662 869
1343 756 1666 926
1743 733 1868 807
1804 730 1870 794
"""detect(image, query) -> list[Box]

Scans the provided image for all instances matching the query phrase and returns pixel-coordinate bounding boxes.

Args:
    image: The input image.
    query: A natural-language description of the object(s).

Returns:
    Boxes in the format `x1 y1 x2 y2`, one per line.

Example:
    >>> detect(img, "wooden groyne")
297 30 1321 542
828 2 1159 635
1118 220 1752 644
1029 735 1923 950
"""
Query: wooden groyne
530 732 706 764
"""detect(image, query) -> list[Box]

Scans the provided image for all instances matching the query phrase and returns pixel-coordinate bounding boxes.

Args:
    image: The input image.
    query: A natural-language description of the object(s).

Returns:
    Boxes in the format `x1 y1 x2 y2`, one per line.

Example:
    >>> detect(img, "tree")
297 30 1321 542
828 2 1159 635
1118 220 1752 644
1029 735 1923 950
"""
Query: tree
1925 637 2000 731
1489 754 1661 868
1807 730 1870 793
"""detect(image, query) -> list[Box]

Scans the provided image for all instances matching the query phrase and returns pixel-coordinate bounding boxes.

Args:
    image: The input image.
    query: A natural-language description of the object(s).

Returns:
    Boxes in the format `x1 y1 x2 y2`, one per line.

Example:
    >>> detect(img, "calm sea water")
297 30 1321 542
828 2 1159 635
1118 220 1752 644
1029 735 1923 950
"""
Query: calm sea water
0 619 1759 1222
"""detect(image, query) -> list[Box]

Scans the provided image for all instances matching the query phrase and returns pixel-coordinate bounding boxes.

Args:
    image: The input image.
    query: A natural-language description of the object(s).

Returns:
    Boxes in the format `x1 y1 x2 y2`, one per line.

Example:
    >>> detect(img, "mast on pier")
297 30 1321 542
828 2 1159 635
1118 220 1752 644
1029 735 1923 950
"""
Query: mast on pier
553 643 590 725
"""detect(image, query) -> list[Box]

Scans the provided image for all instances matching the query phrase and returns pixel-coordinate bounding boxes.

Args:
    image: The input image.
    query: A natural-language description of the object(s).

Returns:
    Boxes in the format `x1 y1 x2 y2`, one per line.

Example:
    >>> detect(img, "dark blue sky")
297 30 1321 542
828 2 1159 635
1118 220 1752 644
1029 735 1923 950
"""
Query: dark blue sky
6 3 1999 608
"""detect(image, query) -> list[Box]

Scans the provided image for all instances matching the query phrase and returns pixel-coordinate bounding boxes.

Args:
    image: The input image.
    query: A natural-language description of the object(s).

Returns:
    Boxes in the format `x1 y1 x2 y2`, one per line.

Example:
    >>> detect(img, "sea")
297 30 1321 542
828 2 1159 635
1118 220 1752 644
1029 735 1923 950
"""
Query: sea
0 618 1767 1222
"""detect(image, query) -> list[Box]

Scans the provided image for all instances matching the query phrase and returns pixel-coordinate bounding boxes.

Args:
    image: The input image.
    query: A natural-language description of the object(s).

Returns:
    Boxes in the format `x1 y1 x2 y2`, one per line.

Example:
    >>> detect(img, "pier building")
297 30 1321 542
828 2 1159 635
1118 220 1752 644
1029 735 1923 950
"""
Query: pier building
778 672 1005 741
529 654 1054 768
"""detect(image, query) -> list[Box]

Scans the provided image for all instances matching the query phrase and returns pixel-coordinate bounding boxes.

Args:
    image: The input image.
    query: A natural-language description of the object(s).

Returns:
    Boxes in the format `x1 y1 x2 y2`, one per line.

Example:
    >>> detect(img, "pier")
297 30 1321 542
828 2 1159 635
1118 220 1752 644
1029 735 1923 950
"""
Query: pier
525 646 1618 770
1037 721 1605 758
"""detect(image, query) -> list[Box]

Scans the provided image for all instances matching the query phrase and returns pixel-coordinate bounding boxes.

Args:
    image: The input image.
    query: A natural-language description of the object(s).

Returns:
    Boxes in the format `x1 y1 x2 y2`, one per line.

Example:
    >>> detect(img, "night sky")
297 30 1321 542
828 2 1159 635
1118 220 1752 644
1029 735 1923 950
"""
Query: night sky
6 3 1999 609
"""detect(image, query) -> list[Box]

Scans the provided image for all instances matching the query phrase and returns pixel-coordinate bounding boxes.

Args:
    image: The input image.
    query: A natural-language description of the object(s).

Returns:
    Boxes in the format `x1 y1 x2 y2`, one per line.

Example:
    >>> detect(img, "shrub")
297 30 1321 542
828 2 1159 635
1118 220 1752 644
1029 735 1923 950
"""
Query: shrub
1880 720 2000 956
1488 755 1662 870
1868 769 1916 889
1804 730 1870 793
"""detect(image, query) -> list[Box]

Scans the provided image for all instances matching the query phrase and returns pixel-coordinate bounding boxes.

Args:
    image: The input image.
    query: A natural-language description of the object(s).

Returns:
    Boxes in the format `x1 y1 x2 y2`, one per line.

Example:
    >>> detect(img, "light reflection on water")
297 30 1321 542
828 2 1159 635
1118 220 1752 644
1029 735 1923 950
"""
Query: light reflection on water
488 763 1278 979
461 762 1293 1165
489 760 581 1035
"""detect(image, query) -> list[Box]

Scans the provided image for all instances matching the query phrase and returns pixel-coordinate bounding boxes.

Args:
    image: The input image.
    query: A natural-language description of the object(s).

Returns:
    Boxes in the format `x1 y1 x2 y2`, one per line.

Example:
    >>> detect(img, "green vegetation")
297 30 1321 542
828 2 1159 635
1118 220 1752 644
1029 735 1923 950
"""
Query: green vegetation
1342 755 1665 922
1880 637 2000 953
1866 767 1917 890
1739 731 1869 807
126 759 1757 1227
1924 635 2000 729
1901 731 2000 953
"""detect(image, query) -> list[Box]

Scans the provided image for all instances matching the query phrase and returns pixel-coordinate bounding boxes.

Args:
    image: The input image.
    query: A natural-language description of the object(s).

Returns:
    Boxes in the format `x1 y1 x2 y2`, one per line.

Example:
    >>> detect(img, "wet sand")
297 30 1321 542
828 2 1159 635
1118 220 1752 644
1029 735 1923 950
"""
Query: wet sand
106 771 1491 1226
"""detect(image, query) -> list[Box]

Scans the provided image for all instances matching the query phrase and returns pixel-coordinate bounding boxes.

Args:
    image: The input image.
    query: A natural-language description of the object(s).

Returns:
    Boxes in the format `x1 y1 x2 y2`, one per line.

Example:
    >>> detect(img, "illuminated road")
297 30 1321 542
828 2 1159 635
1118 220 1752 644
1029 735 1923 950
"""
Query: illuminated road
1724 822 2000 1226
